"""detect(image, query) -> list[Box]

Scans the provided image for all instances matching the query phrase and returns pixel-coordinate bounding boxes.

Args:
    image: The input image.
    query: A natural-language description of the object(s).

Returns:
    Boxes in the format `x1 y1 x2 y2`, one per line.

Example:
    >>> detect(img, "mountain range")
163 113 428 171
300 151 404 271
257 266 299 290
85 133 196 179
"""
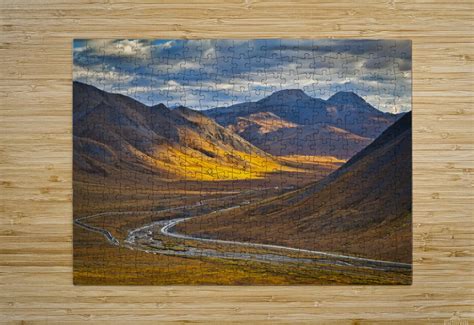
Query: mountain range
176 112 412 263
204 89 400 159
73 81 293 182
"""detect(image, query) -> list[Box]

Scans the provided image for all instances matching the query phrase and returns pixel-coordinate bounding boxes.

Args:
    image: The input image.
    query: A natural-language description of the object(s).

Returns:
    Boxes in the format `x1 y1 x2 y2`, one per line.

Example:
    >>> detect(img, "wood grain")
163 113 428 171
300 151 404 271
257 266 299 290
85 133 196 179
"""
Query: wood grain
0 0 473 323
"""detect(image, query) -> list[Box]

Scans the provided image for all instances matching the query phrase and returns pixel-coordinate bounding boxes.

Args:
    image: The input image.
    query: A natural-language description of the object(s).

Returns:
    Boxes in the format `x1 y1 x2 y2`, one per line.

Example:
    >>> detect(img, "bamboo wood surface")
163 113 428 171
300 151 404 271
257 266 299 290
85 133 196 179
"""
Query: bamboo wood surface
0 0 473 323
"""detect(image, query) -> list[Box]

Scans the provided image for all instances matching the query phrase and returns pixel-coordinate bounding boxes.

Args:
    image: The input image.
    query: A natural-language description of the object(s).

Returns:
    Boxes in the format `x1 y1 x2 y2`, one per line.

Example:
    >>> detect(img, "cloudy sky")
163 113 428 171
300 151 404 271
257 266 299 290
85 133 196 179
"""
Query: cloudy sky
73 39 411 113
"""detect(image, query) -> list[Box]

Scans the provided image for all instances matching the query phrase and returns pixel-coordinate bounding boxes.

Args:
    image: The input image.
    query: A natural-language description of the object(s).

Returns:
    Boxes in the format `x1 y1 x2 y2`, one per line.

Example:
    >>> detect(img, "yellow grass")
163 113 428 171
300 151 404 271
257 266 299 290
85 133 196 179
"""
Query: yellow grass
129 138 302 181
279 155 346 166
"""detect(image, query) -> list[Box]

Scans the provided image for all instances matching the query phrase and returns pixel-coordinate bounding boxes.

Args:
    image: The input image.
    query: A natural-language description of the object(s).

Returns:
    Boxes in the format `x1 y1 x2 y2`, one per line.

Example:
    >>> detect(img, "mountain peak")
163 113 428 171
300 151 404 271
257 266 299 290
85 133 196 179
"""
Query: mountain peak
258 89 311 106
151 103 168 110
266 89 310 99
327 91 367 105
272 89 307 96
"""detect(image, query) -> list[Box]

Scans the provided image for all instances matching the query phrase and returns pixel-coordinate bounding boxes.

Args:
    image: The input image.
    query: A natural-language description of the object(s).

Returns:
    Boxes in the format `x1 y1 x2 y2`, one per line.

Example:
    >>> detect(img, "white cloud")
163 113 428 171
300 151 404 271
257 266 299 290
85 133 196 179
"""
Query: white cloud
73 65 137 95
76 39 152 58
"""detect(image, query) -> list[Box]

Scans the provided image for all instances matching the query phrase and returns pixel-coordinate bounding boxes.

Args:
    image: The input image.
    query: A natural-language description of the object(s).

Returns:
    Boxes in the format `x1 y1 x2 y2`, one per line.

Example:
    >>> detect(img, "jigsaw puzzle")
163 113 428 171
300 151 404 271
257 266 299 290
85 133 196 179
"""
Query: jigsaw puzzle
73 39 412 285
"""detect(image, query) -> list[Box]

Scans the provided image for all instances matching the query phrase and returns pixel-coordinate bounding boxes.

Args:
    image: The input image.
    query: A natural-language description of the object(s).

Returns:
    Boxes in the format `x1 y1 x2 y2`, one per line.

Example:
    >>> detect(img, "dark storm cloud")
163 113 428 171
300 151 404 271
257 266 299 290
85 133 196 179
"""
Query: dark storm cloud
73 39 412 113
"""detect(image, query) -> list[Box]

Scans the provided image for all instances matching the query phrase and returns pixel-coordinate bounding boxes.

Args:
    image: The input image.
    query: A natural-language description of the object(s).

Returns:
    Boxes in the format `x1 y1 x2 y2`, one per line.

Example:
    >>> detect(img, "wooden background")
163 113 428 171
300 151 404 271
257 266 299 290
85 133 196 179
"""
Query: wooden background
1 0 473 323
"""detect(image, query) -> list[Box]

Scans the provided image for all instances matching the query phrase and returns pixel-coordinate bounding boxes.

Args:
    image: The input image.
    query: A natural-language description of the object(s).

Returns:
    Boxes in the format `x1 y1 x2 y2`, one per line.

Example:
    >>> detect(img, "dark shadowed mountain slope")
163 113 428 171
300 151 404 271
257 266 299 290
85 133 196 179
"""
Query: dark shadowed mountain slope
176 112 412 263
73 82 292 181
203 89 399 159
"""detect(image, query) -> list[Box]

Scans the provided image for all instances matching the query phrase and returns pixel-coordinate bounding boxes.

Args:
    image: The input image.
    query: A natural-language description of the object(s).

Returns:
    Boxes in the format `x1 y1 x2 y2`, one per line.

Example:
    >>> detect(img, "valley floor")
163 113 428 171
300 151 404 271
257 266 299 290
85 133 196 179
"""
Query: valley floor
73 183 411 285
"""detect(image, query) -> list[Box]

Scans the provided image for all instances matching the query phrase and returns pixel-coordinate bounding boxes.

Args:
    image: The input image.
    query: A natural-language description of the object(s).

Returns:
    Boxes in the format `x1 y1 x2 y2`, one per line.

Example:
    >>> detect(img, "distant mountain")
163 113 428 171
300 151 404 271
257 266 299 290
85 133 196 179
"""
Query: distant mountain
176 112 412 263
204 89 399 159
73 82 290 181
